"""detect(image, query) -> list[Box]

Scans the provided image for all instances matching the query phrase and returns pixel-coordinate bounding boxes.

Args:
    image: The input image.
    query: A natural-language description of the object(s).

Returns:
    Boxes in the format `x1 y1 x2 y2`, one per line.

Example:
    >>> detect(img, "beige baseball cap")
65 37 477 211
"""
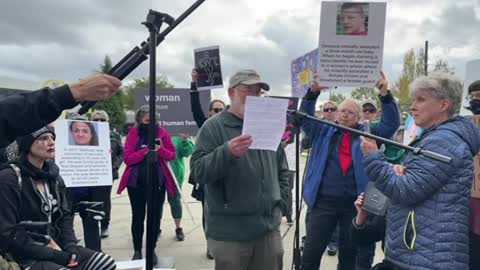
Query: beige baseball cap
228 69 270 91
361 99 378 109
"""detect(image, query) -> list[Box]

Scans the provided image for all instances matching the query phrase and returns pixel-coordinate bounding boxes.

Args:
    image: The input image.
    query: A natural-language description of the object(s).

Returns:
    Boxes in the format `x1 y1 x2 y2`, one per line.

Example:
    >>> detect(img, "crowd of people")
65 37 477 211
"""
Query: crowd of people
0 66 479 270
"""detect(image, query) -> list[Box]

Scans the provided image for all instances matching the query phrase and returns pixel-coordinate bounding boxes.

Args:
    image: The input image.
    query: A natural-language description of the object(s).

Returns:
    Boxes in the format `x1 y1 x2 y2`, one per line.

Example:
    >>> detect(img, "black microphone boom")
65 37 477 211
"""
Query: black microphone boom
78 0 206 114
288 109 452 163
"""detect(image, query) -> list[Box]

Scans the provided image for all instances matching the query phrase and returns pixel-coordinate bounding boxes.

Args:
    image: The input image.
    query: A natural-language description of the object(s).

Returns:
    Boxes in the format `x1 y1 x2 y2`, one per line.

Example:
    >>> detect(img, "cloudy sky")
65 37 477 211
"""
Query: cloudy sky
1 0 479 103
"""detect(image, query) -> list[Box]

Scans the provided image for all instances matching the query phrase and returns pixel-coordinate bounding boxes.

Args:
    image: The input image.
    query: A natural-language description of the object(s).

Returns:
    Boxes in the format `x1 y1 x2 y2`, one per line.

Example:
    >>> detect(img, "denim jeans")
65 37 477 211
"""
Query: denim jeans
356 242 376 270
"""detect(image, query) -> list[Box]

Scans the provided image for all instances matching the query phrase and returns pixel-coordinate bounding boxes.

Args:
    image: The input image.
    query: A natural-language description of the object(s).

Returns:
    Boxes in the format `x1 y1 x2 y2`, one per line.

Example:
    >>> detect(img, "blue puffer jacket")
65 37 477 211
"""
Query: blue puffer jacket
301 91 400 208
363 116 480 270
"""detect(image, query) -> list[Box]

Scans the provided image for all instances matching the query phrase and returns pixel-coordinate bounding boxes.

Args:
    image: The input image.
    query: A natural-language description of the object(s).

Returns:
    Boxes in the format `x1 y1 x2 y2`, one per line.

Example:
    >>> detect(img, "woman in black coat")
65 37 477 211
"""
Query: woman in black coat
0 126 115 270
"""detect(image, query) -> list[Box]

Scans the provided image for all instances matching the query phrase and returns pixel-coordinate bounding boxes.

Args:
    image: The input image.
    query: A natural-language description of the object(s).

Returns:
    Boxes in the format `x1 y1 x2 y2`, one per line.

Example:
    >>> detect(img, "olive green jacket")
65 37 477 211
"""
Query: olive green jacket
191 111 290 241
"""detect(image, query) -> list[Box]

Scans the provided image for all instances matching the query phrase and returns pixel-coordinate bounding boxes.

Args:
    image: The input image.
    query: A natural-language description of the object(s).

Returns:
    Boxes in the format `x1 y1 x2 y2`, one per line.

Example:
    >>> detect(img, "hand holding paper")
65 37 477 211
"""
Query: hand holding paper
228 134 253 158
354 193 367 225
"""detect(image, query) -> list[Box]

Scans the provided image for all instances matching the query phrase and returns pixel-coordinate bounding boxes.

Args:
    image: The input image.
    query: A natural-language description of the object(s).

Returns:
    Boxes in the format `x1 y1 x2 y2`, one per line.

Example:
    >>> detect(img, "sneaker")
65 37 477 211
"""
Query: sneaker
327 244 337 256
300 236 306 252
132 250 142 260
101 228 109 238
286 215 294 226
175 228 185 241
152 253 158 266
206 249 214 260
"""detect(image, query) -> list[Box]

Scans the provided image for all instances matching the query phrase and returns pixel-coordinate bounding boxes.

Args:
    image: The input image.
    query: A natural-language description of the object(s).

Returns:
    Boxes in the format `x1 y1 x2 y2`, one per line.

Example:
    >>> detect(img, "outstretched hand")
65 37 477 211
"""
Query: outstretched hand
375 71 388 96
310 74 330 93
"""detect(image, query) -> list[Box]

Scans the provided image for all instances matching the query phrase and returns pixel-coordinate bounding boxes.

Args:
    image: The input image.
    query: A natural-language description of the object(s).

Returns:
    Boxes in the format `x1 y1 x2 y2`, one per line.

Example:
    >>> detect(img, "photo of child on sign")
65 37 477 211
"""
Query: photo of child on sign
336 2 369 36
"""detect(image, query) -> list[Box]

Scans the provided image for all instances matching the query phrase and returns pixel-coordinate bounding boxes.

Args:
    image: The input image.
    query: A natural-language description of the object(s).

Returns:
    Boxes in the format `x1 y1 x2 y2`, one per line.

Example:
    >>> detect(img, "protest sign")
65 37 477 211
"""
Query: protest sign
270 96 299 144
55 120 112 187
291 49 318 97
133 88 210 135
194 45 223 90
403 115 422 145
317 2 386 87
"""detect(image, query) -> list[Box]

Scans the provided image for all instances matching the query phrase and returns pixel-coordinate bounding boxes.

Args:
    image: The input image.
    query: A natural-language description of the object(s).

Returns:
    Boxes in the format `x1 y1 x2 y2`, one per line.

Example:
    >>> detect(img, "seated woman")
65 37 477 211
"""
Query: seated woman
0 126 115 270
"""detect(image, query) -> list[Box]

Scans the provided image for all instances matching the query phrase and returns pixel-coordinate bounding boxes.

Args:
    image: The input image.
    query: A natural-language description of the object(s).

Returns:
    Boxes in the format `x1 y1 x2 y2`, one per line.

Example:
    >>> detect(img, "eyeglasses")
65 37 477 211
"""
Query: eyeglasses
92 119 107 122
235 84 263 96
362 108 377 113
212 108 223 113
323 107 337 112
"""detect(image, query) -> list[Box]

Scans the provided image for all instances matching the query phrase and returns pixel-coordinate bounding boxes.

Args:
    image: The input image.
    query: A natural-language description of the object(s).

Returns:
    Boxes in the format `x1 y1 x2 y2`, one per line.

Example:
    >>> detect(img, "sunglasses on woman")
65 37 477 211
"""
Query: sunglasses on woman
323 107 337 112
362 108 377 113
211 108 223 113
92 119 107 122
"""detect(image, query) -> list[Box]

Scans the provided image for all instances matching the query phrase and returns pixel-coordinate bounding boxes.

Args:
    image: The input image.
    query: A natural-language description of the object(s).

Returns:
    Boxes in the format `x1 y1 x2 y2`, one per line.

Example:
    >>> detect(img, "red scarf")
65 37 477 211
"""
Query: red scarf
339 131 352 176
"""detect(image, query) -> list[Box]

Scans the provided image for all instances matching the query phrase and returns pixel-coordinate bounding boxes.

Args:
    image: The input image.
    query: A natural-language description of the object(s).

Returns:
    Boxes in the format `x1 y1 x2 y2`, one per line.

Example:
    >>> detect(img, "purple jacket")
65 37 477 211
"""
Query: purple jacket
117 126 176 197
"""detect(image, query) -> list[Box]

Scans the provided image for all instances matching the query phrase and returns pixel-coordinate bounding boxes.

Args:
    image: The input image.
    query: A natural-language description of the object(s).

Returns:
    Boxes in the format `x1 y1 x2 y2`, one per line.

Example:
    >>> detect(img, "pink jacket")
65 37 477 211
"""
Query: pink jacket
117 126 176 197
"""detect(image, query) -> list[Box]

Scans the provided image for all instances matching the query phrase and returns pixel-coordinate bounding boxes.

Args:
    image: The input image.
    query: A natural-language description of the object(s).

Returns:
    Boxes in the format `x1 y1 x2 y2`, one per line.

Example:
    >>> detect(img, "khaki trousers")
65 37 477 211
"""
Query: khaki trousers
208 229 284 270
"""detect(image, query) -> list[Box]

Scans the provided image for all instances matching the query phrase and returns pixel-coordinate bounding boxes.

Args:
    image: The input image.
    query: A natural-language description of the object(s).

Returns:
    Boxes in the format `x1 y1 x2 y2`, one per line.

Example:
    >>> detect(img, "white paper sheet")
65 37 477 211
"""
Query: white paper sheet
242 96 289 151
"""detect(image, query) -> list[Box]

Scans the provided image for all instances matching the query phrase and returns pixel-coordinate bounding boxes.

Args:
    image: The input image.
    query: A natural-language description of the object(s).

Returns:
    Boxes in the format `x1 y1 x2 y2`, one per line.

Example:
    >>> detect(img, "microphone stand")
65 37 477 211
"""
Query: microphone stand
291 112 302 270
143 10 162 270
78 0 206 114
288 109 452 163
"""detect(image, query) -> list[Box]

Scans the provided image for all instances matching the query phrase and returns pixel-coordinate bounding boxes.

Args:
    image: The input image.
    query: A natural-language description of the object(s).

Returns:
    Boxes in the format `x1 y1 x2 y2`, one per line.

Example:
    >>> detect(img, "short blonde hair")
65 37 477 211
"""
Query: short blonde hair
90 110 109 121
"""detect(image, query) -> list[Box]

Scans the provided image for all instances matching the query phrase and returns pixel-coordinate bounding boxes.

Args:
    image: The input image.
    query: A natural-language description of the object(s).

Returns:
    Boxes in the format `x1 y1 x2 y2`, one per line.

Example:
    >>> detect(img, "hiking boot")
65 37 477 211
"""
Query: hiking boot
175 228 185 241
206 249 214 260
327 244 337 256
286 215 294 225
132 250 142 260
152 253 158 266
101 228 109 238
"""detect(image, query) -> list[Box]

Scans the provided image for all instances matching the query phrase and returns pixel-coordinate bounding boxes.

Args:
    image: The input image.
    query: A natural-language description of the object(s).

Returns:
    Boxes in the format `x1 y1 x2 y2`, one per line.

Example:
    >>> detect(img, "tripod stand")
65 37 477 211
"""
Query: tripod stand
77 2 206 269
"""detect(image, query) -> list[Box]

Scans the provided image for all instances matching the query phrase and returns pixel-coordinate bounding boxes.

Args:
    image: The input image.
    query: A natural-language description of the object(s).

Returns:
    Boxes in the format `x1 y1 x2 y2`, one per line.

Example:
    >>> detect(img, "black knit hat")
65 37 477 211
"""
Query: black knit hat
17 126 56 154
468 80 480 94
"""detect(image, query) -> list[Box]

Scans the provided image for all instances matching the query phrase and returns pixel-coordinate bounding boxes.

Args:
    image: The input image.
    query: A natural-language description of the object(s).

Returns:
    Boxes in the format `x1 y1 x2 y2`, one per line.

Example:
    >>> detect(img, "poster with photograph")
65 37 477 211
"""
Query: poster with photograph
460 59 480 116
55 120 113 187
270 96 299 144
291 49 318 97
194 45 223 90
317 2 386 87
133 88 211 135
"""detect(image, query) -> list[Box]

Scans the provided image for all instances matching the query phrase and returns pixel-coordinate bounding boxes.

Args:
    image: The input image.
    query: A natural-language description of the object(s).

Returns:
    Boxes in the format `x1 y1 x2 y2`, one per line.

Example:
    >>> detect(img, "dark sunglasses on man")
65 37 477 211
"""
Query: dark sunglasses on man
362 107 377 114
92 118 107 122
211 108 223 113
323 107 337 112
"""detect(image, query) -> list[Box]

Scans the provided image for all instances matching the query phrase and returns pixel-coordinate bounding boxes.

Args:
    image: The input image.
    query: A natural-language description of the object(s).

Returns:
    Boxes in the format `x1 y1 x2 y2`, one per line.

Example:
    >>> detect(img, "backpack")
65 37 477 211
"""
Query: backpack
0 165 22 270
9 164 22 189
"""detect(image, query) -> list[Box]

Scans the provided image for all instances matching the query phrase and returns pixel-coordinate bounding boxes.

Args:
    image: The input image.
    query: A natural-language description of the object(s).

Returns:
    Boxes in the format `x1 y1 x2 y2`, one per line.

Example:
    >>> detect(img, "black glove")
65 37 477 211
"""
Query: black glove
52 250 71 266
64 245 81 263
